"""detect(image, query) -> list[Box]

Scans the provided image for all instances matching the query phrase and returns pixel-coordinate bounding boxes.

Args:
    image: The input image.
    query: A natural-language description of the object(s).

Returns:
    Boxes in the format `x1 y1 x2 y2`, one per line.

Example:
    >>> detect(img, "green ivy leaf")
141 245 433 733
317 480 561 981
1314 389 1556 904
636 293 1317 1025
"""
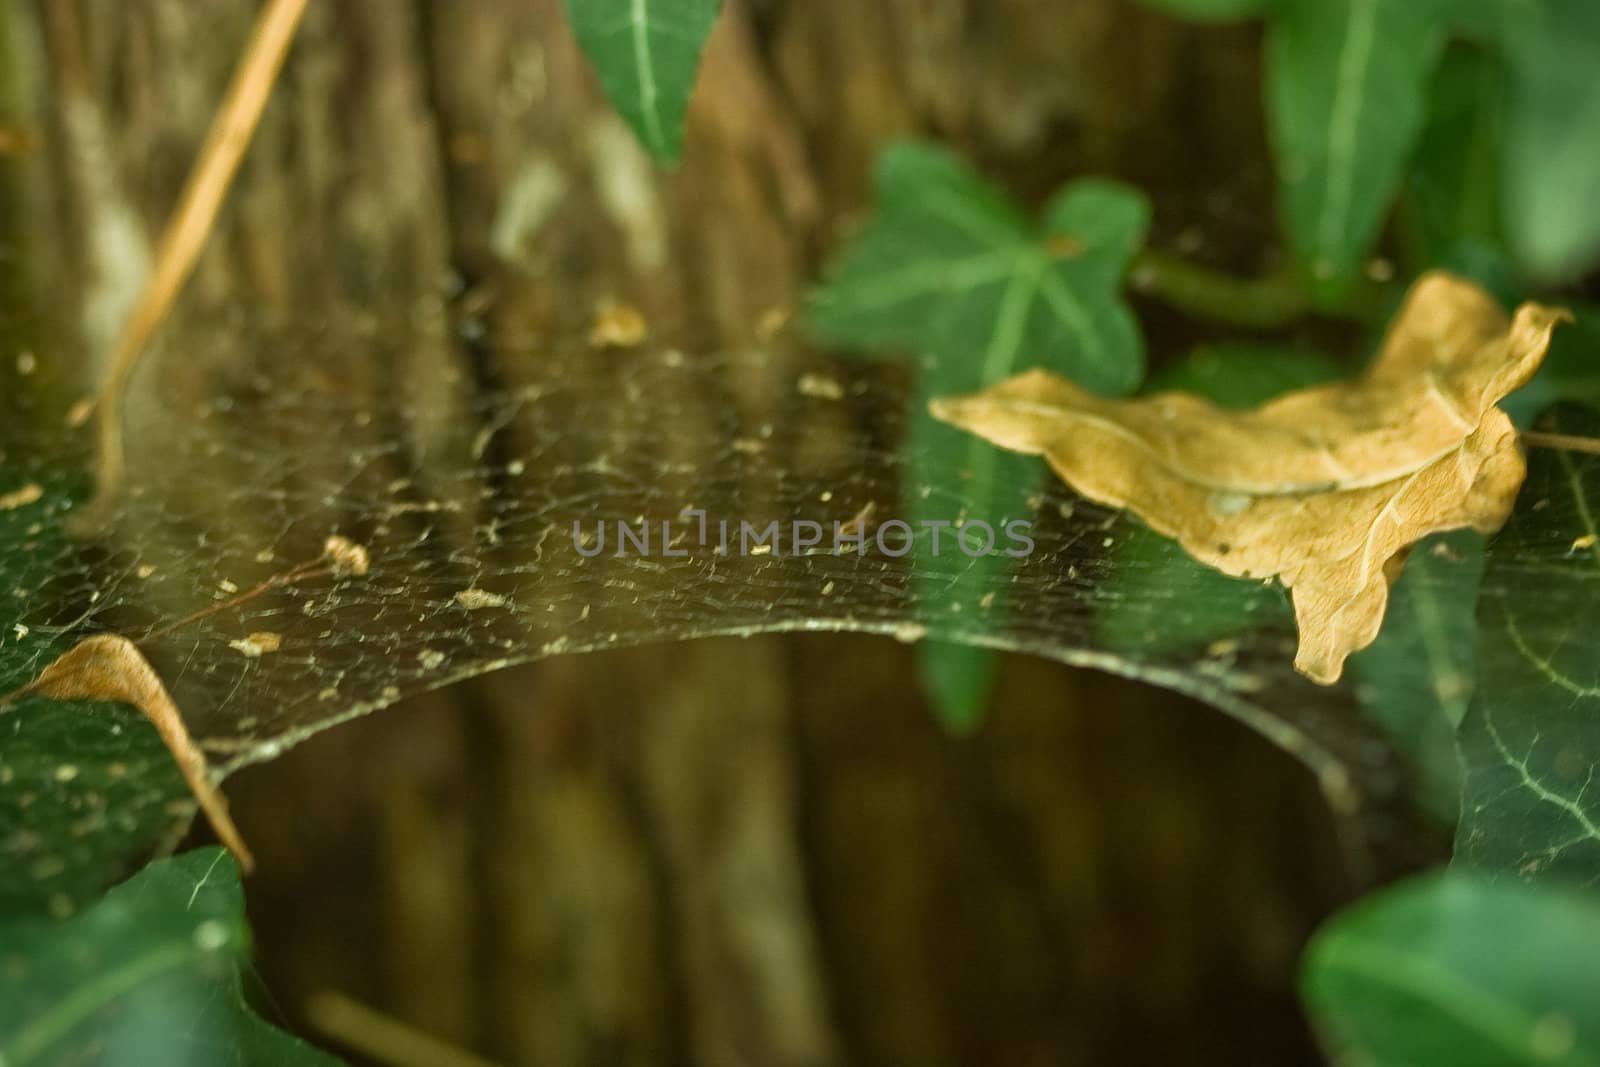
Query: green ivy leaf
1455 404 1600 883
1349 530 1483 821
810 143 1147 395
0 474 193 919
1266 0 1457 298
0 848 343 1066
564 0 722 164
1500 0 1600 281
1134 0 1273 19
1097 344 1336 654
810 141 1147 730
1303 871 1600 1065
1400 44 1505 270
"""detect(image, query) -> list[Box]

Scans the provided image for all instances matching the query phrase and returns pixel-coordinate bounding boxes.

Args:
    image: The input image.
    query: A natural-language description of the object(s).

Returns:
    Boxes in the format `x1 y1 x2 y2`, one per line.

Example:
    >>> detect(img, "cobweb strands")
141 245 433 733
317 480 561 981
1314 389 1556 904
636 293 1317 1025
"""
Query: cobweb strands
0 311 1425 889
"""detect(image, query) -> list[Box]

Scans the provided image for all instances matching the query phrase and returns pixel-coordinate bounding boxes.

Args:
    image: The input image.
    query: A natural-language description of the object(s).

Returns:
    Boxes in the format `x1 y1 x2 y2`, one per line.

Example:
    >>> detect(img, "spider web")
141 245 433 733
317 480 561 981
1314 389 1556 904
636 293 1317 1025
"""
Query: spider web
0 309 1440 897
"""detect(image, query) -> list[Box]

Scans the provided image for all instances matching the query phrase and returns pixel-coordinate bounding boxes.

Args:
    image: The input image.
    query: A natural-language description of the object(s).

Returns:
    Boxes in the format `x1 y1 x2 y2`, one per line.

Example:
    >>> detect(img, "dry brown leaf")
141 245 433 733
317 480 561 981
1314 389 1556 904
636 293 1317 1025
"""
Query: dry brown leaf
8 635 255 871
929 272 1570 684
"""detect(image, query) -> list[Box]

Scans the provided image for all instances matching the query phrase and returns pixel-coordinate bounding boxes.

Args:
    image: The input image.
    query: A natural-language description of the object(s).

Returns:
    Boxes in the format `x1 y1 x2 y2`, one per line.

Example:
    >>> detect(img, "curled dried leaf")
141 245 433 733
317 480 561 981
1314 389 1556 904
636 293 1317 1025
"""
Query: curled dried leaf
6 635 254 871
931 272 1569 683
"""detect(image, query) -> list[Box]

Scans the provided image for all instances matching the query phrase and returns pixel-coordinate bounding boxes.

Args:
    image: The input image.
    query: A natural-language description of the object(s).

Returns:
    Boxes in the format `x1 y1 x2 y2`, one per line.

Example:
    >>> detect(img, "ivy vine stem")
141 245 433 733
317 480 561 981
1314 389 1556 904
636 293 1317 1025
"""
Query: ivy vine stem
1521 431 1600 456
1128 248 1388 329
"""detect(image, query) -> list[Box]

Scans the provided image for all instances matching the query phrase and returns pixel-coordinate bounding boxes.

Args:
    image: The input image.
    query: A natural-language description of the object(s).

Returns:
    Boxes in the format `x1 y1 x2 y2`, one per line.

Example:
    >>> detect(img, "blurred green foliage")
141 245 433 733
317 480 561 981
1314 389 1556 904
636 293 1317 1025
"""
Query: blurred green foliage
1142 0 1600 289
564 0 723 164
1303 871 1600 1065
0 848 343 1066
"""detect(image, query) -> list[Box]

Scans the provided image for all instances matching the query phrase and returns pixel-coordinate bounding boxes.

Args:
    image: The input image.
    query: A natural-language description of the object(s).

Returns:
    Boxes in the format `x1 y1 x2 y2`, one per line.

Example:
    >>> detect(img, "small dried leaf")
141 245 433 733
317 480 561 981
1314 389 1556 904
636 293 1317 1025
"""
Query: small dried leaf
15 635 254 871
454 587 508 610
229 632 283 658
931 273 1569 683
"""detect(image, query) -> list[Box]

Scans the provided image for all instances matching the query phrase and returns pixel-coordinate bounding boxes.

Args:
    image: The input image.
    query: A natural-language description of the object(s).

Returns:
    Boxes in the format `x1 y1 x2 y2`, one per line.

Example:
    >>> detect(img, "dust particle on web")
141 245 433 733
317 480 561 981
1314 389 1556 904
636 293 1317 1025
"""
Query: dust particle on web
193 919 231 953
892 622 927 644
229 632 283 658
756 305 791 341
0 483 43 511
324 535 370 577
588 302 648 348
456 588 509 610
798 373 844 401
136 564 157 579
417 648 446 670
1531 1012 1578 1060
65 398 94 428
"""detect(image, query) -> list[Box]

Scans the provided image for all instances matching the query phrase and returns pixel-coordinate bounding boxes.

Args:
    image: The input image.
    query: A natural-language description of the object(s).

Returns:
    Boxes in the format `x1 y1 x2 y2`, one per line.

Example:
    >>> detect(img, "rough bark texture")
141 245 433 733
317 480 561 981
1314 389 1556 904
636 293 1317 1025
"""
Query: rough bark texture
4 1 1396 1063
